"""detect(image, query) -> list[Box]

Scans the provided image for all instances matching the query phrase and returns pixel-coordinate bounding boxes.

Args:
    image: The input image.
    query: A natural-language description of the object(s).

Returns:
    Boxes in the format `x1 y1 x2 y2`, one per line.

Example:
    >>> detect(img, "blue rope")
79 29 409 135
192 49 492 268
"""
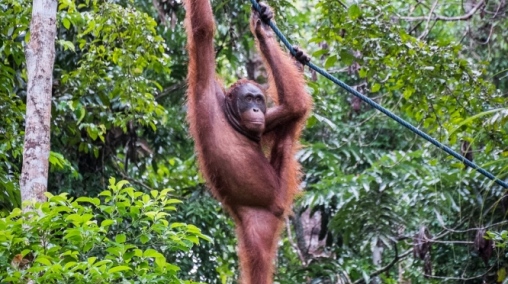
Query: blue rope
250 0 508 189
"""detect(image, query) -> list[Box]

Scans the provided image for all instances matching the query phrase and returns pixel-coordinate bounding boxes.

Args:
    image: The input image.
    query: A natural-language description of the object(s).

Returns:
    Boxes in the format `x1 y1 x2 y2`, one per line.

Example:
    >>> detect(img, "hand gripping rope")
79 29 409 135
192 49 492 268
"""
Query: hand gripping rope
250 0 508 188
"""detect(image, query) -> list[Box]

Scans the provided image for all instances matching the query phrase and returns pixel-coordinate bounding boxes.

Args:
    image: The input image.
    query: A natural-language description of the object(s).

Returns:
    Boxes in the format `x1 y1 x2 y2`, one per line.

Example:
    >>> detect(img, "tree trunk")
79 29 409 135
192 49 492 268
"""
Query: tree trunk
20 0 57 207
371 238 384 284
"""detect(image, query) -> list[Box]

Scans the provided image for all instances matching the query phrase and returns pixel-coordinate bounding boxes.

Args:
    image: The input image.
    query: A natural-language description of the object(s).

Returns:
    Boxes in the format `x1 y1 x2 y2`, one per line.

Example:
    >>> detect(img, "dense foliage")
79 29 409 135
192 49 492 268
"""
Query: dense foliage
1 0 508 282
0 178 208 283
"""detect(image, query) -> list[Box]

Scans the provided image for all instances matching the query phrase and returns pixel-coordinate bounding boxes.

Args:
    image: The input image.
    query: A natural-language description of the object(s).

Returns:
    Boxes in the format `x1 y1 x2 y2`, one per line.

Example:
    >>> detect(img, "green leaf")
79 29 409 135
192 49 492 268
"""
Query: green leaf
93 260 112 267
75 197 100 206
348 4 361 20
371 83 381 93
186 235 199 244
109 177 116 187
48 152 64 169
116 180 130 190
101 219 115 227
108 266 131 273
448 108 506 137
63 261 76 270
140 234 150 244
35 256 52 266
86 126 98 140
145 211 157 220
170 222 186 229
339 50 355 65
115 234 126 244
312 49 328 57
143 249 162 258
62 18 71 29
498 268 506 283
403 88 413 99
358 68 367 78
57 40 75 52
98 190 111 197
166 263 181 272
87 257 97 265
155 256 166 268
324 55 337 69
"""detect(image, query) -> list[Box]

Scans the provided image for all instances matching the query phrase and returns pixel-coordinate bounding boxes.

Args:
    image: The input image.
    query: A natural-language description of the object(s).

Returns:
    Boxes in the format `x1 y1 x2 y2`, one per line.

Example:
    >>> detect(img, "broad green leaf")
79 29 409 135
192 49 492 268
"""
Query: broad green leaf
371 83 381 93
35 256 52 266
324 55 337 69
115 234 126 244
62 18 71 29
108 266 131 273
348 4 361 20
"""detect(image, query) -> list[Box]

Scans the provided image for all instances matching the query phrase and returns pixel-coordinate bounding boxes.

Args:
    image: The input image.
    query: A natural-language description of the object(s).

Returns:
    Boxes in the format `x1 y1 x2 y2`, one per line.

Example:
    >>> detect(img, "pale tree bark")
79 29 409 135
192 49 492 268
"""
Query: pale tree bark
20 0 57 208
371 238 384 284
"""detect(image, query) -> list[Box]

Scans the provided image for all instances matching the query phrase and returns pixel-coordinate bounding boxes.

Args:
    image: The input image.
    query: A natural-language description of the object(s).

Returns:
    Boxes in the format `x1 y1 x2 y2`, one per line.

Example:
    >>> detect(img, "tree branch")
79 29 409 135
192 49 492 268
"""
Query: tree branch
152 0 168 25
286 217 307 265
353 246 413 284
419 0 439 39
155 81 186 100
424 266 494 281
397 0 485 21
110 156 154 192
436 219 508 235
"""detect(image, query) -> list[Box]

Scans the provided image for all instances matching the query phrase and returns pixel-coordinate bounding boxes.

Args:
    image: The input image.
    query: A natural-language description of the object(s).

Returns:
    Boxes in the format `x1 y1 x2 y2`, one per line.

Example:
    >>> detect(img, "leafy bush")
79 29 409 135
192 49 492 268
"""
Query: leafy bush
0 178 209 283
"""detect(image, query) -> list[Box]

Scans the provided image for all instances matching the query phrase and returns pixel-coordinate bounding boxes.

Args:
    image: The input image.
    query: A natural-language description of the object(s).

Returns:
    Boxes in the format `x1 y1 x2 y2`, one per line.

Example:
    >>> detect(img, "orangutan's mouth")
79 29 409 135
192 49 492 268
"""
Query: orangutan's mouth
249 119 264 125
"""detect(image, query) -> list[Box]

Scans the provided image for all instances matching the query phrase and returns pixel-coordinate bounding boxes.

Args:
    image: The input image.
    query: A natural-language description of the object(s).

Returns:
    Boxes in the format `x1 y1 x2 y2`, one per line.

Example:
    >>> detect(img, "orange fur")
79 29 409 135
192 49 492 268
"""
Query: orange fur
184 1 312 283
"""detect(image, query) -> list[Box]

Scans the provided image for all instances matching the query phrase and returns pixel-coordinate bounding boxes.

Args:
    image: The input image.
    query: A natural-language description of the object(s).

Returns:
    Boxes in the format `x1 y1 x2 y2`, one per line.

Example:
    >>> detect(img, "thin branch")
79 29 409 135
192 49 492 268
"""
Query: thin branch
397 0 485 21
152 0 168 25
438 220 508 235
475 24 496 44
482 0 505 18
285 217 307 265
110 156 154 192
408 1 425 16
419 0 439 39
214 23 237 58
424 266 494 281
408 21 424 35
353 247 413 284
155 81 186 100
459 26 470 43
429 240 473 244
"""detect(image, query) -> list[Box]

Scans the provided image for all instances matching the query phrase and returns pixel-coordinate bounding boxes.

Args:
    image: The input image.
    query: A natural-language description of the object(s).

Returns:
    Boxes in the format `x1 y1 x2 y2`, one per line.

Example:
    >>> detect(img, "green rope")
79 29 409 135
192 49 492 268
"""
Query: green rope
250 0 508 189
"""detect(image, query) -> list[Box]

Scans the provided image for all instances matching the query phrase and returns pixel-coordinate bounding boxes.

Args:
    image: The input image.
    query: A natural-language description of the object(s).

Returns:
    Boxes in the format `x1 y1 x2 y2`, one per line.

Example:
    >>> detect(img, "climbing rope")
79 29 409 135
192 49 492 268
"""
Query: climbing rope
250 0 508 189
